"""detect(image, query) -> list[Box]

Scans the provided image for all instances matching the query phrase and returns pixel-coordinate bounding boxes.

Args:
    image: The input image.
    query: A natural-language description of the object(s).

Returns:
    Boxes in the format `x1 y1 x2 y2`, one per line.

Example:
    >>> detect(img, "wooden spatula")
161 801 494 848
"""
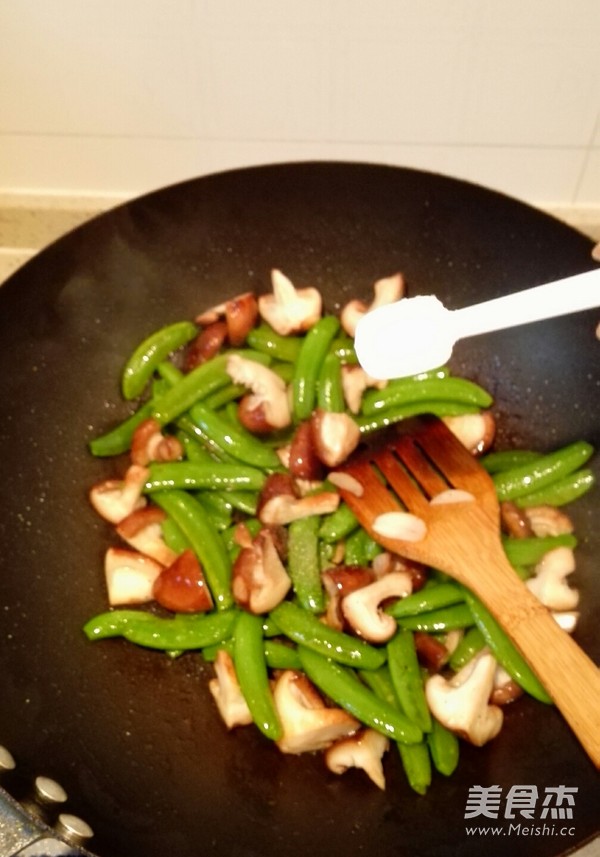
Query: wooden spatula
335 415 600 767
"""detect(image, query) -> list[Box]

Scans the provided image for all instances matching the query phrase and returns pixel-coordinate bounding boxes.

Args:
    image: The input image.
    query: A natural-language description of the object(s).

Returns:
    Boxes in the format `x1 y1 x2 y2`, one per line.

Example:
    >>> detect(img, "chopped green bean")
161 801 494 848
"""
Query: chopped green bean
355 401 477 435
387 630 432 732
318 503 359 543
88 399 155 457
427 717 459 777
317 351 345 412
287 516 325 613
234 612 282 740
481 449 543 474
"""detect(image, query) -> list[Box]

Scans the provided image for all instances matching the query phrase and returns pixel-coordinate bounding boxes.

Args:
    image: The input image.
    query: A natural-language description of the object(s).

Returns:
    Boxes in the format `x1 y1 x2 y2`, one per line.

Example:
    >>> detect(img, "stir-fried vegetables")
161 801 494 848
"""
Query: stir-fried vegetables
84 269 595 794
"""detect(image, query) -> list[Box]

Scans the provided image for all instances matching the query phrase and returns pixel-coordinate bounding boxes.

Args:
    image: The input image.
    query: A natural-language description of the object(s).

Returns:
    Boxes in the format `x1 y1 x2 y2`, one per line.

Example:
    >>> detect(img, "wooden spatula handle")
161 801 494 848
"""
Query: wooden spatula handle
474 555 600 768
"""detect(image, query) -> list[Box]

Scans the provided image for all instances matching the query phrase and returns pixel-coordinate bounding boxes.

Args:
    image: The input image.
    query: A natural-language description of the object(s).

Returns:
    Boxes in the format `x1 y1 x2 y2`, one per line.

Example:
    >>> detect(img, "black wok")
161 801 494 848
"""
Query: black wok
0 162 598 857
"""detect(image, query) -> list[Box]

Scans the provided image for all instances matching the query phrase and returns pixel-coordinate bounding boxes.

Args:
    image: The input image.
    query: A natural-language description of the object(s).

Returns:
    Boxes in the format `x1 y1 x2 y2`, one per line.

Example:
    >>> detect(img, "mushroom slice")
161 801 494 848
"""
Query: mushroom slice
195 291 258 346
153 549 214 613
341 365 387 415
116 506 178 567
425 649 503 746
258 269 322 336
273 670 359 754
89 465 149 524
226 354 291 431
325 728 389 790
208 649 253 730
442 412 496 455
259 492 340 526
311 409 361 468
131 418 183 466
340 272 404 338
523 505 574 538
231 529 292 614
525 546 579 611
104 546 162 606
341 570 413 643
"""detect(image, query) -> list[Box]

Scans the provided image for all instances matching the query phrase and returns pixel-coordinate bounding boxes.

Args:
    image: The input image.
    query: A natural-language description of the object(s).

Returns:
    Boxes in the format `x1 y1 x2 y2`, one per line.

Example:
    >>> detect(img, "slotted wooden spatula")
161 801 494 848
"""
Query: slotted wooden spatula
336 416 600 767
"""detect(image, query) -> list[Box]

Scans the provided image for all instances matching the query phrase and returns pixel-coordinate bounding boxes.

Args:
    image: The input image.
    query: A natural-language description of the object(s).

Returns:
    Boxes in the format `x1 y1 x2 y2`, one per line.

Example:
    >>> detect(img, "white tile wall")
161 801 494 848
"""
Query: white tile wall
0 0 598 209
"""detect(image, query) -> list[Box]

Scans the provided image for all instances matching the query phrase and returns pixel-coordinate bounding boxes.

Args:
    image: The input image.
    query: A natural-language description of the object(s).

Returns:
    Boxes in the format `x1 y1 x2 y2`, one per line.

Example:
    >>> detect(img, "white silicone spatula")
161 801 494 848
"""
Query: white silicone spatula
354 268 600 379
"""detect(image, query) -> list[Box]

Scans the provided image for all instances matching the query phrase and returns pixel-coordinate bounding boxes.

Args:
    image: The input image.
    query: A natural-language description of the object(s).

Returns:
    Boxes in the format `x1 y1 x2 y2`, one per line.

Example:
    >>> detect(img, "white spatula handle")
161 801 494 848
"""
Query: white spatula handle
452 268 600 339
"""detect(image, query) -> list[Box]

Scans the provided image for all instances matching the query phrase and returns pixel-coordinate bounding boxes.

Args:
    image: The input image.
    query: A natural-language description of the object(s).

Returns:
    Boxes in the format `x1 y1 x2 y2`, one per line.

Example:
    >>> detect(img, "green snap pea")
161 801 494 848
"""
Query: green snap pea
387 630 432 733
161 515 191 554
202 639 301 670
121 320 197 400
515 469 595 508
492 440 594 501
144 461 266 493
293 315 340 421
361 376 493 415
503 533 577 567
330 336 359 364
299 647 422 745
427 716 459 777
396 603 475 633
317 352 345 412
270 602 386 670
83 608 238 650
360 665 431 794
287 516 325 613
233 612 282 740
187 402 281 470
462 589 551 704
385 583 465 618
481 449 543 474
448 626 486 672
318 503 359 543
196 493 233 532
355 401 477 435
156 359 184 386
151 489 233 611
203 383 246 410
343 527 370 566
247 323 303 363
88 399 155 457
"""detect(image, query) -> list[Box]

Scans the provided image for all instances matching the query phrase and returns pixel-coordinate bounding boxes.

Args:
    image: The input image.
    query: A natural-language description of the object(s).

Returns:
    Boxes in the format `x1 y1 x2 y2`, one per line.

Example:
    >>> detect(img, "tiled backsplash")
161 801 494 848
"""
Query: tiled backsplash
0 1 599 209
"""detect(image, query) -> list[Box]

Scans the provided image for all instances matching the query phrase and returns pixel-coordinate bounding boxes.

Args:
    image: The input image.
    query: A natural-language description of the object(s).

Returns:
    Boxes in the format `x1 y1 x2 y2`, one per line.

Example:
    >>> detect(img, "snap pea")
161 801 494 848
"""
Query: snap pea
492 440 594 501
481 449 543 474
246 323 303 363
121 320 198 400
88 399 155 457
287 516 325 613
330 336 359 364
204 383 246 410
462 589 552 704
396 603 475 633
196 492 233 532
318 503 359 543
448 626 486 672
361 376 493 415
270 602 386 670
299 646 422 744
144 461 266 493
355 401 477 435
151 489 233 611
360 665 431 794
177 414 238 464
187 402 281 470
503 533 577 567
293 315 340 421
202 639 302 671
233 612 282 740
515 469 595 508
387 630 432 733
385 582 465 618
427 716 459 777
156 359 184 386
317 352 345 413
161 515 191 554
83 608 238 650
343 527 374 566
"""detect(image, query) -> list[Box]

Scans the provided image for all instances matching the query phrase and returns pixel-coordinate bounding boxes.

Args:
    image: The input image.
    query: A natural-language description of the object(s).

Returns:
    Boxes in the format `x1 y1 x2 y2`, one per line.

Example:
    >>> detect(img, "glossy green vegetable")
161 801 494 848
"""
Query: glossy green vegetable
492 441 594 501
187 402 281 470
121 320 197 400
387 630 432 732
270 601 385 670
88 399 155 457
247 323 303 363
287 516 325 613
83 608 237 650
292 315 340 421
361 376 493 415
396 603 475 633
317 351 345 412
355 401 477 435
299 646 422 744
385 582 465 618
233 612 282 740
463 590 552 704
503 533 577 567
144 461 266 493
318 503 359 543
480 449 543 474
427 716 459 777
515 468 595 507
448 626 486 672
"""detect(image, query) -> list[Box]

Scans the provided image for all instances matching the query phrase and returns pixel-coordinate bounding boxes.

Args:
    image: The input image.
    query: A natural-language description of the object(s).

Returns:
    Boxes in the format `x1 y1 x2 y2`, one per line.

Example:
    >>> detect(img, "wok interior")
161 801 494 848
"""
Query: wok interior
0 163 597 857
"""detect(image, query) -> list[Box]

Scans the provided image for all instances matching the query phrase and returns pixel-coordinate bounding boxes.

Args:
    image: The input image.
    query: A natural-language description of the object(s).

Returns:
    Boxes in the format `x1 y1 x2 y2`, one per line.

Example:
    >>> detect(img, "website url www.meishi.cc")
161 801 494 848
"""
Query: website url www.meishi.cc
465 823 576 838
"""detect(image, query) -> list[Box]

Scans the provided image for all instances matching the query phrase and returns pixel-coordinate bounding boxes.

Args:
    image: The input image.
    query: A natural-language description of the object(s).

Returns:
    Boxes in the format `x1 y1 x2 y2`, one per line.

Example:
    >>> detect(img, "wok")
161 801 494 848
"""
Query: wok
0 162 598 857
